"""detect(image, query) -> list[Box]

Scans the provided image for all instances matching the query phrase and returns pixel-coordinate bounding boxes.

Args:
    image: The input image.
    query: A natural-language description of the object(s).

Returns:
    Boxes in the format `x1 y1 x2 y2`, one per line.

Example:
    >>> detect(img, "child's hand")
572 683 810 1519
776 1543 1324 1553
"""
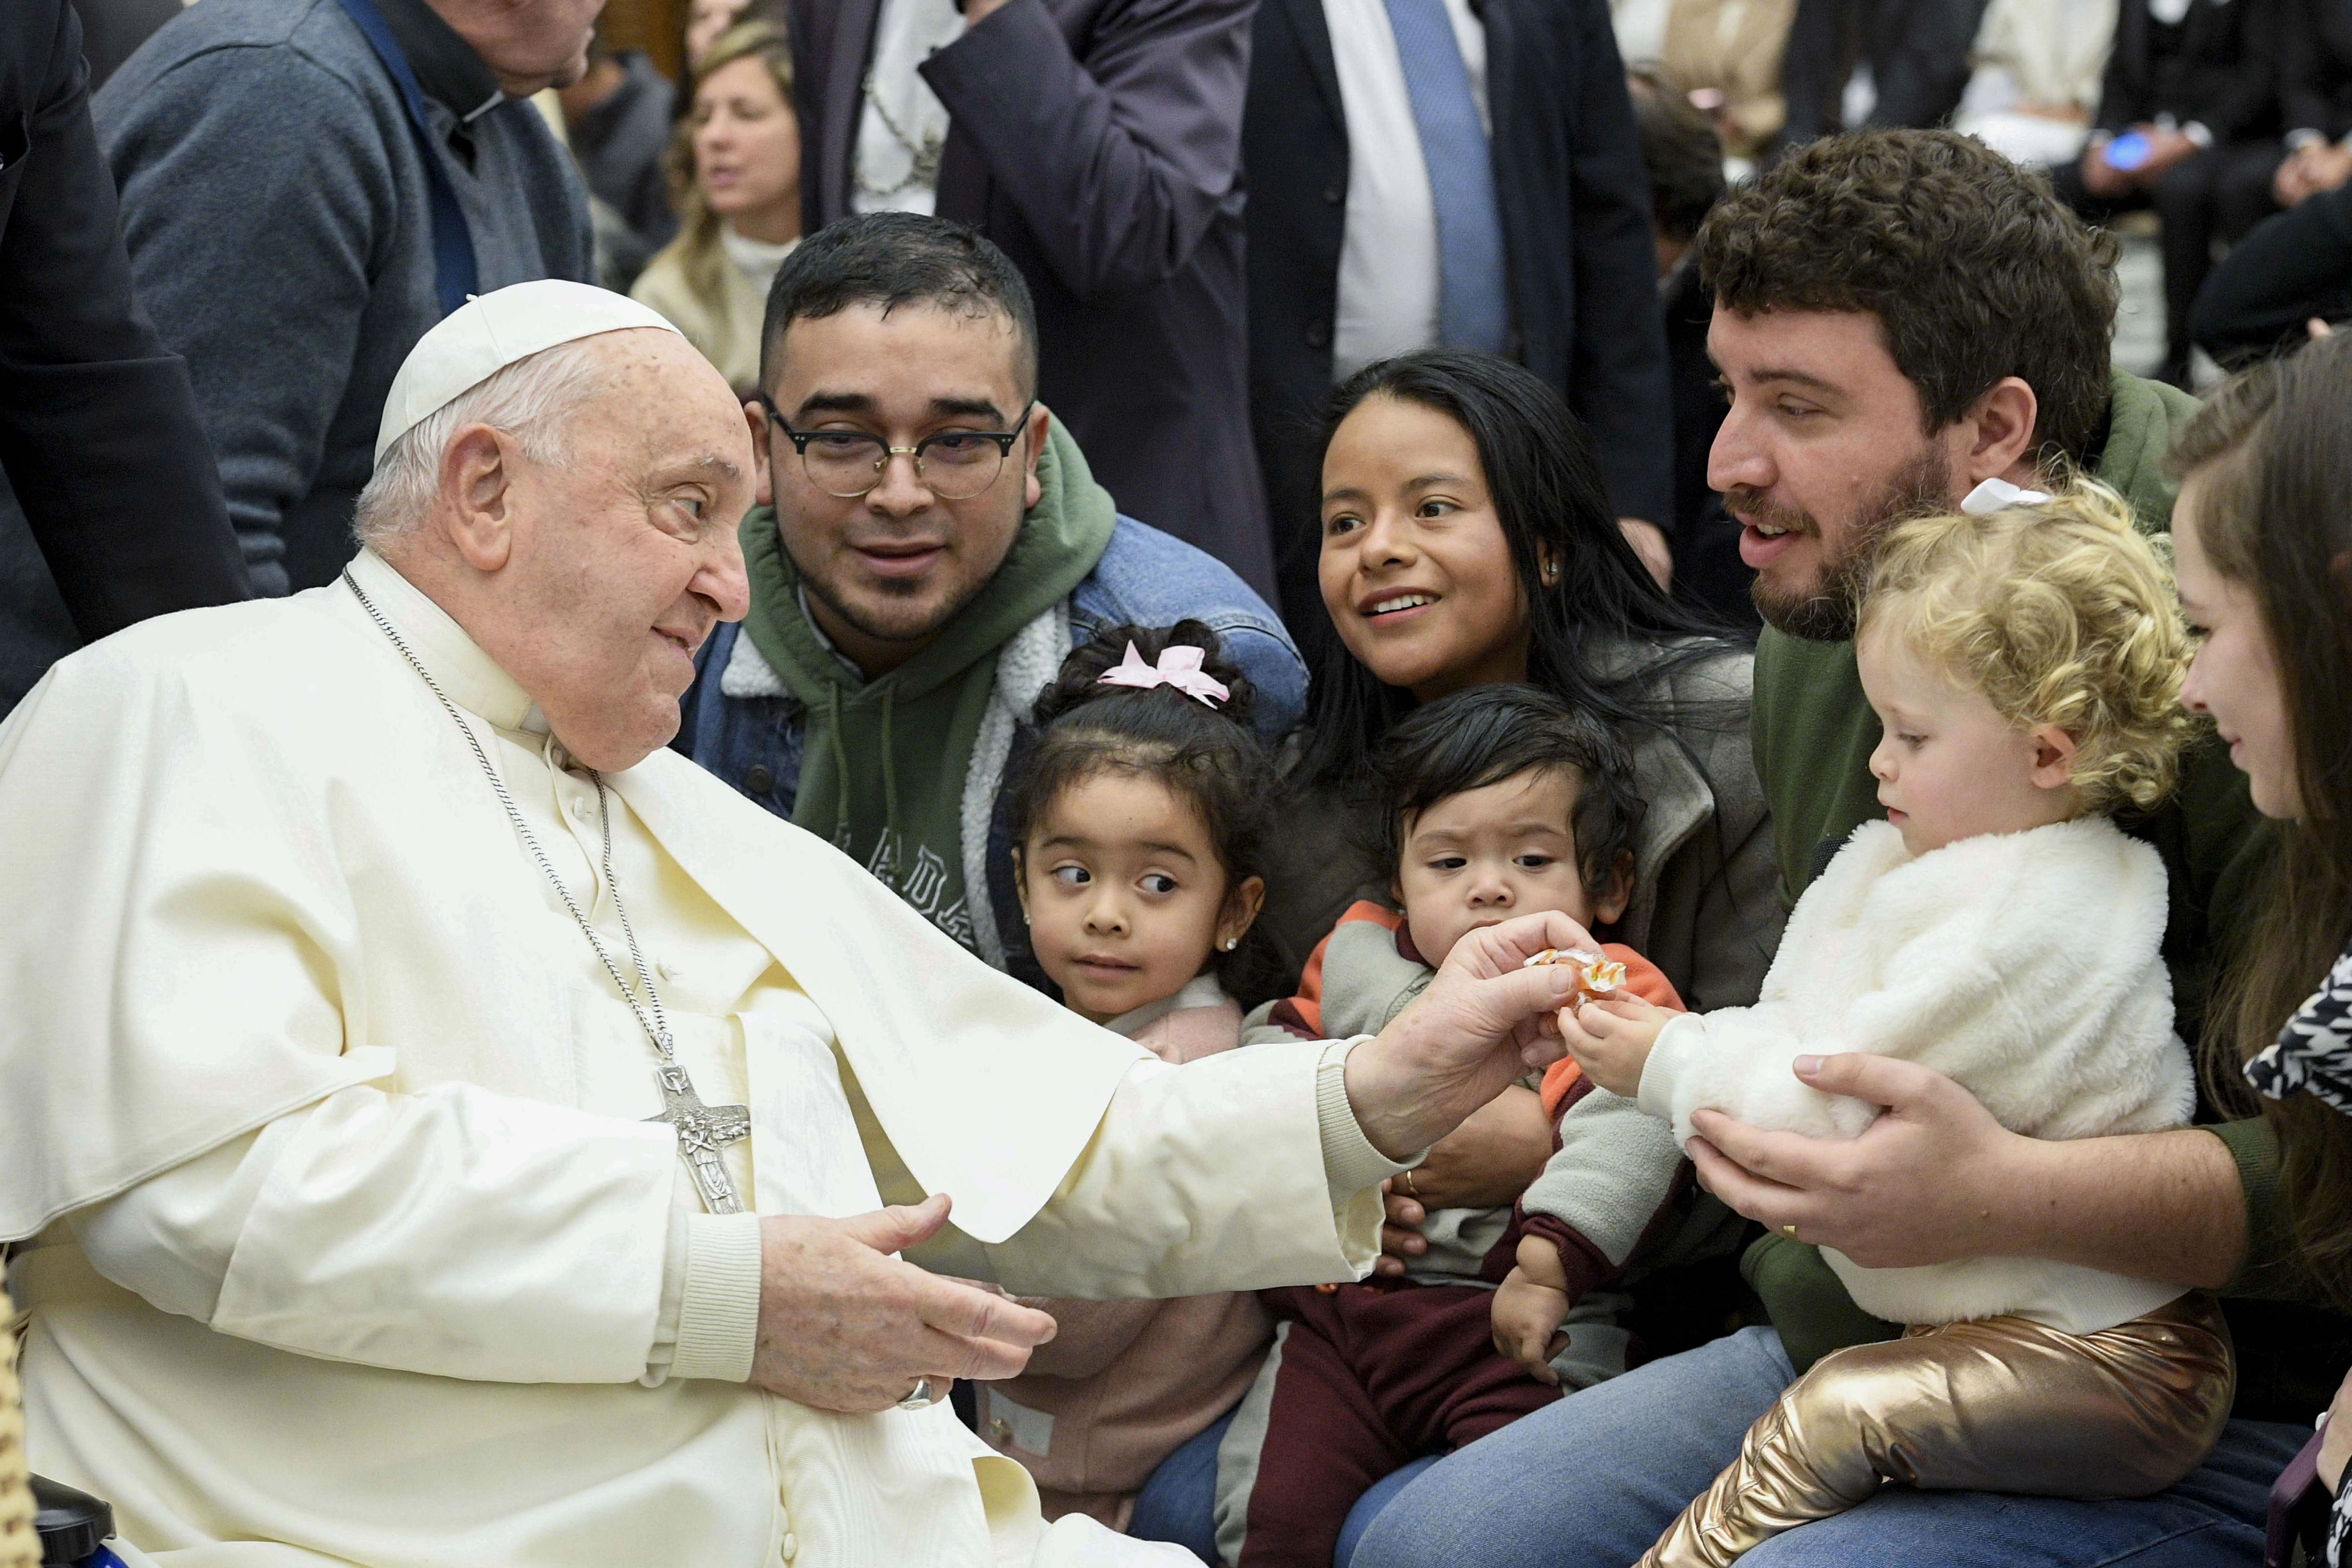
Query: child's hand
1559 995 1672 1099
1492 1235 1572 1384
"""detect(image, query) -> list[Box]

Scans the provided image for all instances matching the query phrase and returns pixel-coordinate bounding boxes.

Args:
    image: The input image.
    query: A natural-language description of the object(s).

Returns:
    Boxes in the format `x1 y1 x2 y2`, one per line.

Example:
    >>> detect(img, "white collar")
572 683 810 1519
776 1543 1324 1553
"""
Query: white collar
721 226 797 286
1102 973 1231 1039
345 549 544 733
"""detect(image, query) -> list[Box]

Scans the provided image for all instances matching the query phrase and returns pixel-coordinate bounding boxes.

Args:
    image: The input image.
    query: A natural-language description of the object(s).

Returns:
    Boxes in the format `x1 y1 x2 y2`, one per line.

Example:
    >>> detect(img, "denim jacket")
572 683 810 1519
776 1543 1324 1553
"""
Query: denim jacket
679 515 1307 976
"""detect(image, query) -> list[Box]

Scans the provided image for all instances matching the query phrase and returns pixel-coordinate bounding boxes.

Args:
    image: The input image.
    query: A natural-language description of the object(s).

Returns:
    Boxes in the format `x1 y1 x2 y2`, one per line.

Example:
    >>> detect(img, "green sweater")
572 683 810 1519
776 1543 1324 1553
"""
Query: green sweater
1744 371 2349 1419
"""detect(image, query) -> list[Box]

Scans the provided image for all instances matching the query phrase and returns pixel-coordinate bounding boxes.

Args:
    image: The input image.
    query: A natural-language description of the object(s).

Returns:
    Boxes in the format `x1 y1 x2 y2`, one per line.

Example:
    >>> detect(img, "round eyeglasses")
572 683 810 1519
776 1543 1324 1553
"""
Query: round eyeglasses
764 401 1035 501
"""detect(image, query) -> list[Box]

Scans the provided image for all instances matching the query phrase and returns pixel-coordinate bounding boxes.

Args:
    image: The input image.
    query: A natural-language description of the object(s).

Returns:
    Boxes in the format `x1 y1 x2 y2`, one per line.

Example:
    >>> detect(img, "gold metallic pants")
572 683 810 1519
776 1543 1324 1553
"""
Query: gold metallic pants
1640 1293 2236 1568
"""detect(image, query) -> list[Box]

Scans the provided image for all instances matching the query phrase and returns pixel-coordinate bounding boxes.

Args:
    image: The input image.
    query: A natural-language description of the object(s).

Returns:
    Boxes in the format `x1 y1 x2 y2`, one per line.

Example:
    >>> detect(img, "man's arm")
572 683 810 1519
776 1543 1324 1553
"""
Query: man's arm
1685 1052 2247 1287
1553 0 1675 527
884 918 1593 1299
942 1040 1408 1299
0 2 249 636
94 44 392 597
918 0 1250 301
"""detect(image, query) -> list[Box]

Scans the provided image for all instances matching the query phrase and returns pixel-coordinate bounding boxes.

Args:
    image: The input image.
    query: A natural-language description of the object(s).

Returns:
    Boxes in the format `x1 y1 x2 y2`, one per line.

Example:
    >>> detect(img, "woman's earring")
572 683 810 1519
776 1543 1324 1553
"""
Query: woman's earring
1221 937 1238 951
1542 563 1559 585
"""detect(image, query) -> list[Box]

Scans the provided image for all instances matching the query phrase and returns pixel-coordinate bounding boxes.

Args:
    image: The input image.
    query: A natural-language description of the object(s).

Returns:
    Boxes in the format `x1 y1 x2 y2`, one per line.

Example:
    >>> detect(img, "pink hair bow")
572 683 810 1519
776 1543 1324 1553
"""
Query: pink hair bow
1096 641 1230 708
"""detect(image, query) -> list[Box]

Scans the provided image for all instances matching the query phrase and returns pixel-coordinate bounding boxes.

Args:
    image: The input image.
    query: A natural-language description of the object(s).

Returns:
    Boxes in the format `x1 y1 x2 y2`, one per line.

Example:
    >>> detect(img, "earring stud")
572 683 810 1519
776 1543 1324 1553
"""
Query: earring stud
1221 938 1238 951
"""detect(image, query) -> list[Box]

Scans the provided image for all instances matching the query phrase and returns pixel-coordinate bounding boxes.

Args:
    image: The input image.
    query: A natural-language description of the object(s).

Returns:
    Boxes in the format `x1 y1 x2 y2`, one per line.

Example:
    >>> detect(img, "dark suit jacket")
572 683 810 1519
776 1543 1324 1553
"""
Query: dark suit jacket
2280 0 2352 139
1778 0 1987 145
1242 0 1673 636
2094 0 2282 143
0 1 246 675
790 0 1276 601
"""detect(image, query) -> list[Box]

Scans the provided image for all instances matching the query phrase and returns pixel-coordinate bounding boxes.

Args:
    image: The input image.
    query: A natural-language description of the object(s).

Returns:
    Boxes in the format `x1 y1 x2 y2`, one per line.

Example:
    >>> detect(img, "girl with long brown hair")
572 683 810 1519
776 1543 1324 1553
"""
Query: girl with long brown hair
2169 331 2352 1559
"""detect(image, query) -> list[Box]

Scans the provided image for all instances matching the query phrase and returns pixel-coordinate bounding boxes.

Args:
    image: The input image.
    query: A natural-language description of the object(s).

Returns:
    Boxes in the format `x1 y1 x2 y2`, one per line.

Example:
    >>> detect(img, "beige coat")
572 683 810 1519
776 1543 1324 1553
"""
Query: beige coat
1660 0 1801 154
631 237 771 394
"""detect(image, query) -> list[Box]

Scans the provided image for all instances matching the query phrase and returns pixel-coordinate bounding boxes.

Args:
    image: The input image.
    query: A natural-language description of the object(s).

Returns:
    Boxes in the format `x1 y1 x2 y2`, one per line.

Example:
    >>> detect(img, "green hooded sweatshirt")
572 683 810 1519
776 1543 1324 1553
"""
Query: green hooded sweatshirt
735 419 1117 950
1742 373 2330 1419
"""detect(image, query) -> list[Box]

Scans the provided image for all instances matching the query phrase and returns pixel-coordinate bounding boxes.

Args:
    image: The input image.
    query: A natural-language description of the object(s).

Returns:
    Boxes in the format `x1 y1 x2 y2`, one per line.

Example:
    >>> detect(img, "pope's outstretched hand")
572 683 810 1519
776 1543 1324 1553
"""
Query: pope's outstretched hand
752 1193 1056 1413
1343 910 1587 1160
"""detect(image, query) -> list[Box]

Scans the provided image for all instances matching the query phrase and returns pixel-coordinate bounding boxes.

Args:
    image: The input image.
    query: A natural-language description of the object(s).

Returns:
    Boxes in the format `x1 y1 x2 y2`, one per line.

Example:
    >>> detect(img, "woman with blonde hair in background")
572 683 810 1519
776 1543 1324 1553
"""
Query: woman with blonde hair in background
631 20 799 395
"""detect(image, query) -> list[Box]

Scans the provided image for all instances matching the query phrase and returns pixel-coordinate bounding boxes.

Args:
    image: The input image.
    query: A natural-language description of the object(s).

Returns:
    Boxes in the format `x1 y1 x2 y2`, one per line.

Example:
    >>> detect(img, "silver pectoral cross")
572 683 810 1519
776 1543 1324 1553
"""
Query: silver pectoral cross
646 1060 752 1215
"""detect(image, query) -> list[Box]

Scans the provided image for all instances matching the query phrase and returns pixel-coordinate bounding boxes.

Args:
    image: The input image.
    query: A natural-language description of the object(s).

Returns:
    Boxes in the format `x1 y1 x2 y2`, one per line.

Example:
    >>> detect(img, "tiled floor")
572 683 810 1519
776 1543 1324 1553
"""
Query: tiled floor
2112 231 2167 381
2110 228 2227 390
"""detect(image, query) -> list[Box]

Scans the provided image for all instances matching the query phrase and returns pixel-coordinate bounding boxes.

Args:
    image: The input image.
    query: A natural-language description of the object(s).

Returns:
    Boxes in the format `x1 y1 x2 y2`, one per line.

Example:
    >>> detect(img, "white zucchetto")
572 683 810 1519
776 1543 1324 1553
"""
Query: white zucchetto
374 280 681 463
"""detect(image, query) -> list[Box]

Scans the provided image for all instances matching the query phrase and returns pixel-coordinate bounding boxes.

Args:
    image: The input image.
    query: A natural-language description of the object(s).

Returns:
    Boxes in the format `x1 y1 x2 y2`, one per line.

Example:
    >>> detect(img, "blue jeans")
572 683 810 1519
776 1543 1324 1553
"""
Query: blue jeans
1352 1326 2306 1568
1123 1413 1448 1566
1131 1412 1236 1563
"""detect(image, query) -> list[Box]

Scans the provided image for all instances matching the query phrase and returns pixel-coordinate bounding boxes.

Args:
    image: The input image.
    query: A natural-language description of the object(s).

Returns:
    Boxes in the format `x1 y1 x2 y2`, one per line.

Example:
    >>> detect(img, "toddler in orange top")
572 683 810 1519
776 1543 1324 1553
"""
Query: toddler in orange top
1217 685 1737 1568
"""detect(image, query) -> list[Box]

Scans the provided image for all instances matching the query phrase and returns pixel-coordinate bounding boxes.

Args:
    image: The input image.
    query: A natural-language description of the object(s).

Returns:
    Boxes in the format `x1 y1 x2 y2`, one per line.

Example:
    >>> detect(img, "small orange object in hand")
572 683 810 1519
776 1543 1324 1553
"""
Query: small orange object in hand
1522 946 1627 1009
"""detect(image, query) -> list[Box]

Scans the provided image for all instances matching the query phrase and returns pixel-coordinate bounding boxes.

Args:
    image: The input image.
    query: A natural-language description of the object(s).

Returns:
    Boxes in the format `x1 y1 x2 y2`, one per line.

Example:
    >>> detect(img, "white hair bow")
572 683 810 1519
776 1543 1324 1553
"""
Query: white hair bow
1959 477 2053 515
1096 642 1230 708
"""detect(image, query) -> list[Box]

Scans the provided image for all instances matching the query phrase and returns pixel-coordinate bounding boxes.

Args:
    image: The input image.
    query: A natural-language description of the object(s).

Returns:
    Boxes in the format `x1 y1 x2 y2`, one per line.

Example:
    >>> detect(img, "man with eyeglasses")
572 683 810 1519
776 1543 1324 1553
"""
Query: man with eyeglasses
679 212 1305 979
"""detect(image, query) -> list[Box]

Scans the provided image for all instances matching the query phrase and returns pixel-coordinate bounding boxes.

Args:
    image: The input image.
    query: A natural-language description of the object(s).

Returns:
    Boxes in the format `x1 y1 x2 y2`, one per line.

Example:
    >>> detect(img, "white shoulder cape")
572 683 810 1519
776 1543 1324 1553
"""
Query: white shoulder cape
0 587 1145 1243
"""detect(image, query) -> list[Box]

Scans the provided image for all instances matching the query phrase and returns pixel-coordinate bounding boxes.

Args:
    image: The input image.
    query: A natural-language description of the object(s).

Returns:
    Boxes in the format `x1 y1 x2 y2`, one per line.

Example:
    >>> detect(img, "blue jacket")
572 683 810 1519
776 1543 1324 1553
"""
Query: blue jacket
679 515 1307 977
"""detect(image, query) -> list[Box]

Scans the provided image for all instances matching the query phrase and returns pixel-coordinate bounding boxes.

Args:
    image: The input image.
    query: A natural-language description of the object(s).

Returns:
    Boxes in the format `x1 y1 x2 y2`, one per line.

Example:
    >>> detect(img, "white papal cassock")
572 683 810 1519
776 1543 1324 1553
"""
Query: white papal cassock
0 551 1401 1568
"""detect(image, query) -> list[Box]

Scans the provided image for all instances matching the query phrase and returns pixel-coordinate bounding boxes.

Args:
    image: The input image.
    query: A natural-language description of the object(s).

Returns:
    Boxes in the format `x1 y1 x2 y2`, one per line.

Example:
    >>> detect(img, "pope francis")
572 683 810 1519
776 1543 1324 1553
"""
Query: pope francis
0 282 1597 1568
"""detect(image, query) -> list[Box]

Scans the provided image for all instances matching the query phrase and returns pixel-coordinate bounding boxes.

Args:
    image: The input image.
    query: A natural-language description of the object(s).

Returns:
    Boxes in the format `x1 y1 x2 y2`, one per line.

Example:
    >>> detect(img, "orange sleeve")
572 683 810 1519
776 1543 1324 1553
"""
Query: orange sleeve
1537 944 1684 1119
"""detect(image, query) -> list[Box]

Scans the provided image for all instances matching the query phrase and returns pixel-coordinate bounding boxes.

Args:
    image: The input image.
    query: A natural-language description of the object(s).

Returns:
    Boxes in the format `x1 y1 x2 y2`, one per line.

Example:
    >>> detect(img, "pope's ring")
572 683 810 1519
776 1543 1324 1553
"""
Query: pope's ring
1782 1223 1800 1240
899 1378 941 1411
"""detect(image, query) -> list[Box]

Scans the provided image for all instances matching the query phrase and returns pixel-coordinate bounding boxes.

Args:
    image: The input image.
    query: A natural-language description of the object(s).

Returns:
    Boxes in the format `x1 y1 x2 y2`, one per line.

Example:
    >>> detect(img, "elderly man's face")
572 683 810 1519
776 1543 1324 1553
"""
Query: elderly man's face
482 331 752 769
754 303 1046 676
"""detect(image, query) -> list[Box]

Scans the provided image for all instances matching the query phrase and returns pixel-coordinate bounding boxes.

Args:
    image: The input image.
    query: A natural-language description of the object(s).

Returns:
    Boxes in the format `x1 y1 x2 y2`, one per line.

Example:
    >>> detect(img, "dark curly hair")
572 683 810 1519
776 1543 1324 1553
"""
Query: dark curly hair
1372 684 1645 914
1695 129 2121 464
1005 623 1285 1001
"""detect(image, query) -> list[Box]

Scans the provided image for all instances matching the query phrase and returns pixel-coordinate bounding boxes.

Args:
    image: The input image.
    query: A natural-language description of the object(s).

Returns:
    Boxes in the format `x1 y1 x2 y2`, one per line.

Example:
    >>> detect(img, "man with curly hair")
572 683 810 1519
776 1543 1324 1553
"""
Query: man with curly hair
1349 129 2331 1568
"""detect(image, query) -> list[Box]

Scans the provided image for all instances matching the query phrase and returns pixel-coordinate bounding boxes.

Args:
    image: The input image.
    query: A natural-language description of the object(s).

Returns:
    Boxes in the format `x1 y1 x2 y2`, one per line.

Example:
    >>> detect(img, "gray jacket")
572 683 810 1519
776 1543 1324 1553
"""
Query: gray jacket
1606 641 1783 1014
95 0 592 596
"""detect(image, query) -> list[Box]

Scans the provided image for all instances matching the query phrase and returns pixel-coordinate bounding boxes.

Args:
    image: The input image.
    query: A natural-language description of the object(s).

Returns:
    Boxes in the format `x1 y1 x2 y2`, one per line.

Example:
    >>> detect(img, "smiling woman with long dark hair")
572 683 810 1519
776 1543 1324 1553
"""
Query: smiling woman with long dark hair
1300 351 1750 789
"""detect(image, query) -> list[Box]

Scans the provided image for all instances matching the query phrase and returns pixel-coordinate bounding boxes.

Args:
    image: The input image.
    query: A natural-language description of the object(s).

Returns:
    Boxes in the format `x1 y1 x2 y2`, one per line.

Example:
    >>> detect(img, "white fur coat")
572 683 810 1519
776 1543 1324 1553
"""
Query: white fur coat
1637 816 2195 1333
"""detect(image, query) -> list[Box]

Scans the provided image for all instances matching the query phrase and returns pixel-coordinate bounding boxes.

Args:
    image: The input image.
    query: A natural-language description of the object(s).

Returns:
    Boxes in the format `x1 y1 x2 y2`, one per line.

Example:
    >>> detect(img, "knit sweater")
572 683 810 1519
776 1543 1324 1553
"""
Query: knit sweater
94 0 592 596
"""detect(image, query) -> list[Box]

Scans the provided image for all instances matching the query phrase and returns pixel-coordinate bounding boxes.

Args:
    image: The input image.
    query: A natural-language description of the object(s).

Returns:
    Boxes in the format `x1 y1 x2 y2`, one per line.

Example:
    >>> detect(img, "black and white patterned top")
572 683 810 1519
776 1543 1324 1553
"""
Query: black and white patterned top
2247 940 2352 1565
2246 942 2352 1118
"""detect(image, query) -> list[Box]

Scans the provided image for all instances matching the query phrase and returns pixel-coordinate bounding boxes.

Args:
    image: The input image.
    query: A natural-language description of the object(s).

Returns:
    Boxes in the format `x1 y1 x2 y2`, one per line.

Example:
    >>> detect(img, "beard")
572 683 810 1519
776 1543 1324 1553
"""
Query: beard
1740 447 1955 641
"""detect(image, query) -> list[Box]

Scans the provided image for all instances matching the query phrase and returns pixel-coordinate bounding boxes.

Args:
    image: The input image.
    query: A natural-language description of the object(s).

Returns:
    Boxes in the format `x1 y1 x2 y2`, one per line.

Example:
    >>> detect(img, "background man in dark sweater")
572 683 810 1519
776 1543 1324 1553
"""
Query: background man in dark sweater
95 0 598 596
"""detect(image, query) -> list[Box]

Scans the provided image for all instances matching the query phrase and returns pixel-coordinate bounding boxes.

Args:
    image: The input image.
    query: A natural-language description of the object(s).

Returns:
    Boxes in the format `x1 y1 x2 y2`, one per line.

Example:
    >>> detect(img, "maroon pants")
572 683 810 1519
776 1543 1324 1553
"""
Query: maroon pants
1237 1282 1562 1568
